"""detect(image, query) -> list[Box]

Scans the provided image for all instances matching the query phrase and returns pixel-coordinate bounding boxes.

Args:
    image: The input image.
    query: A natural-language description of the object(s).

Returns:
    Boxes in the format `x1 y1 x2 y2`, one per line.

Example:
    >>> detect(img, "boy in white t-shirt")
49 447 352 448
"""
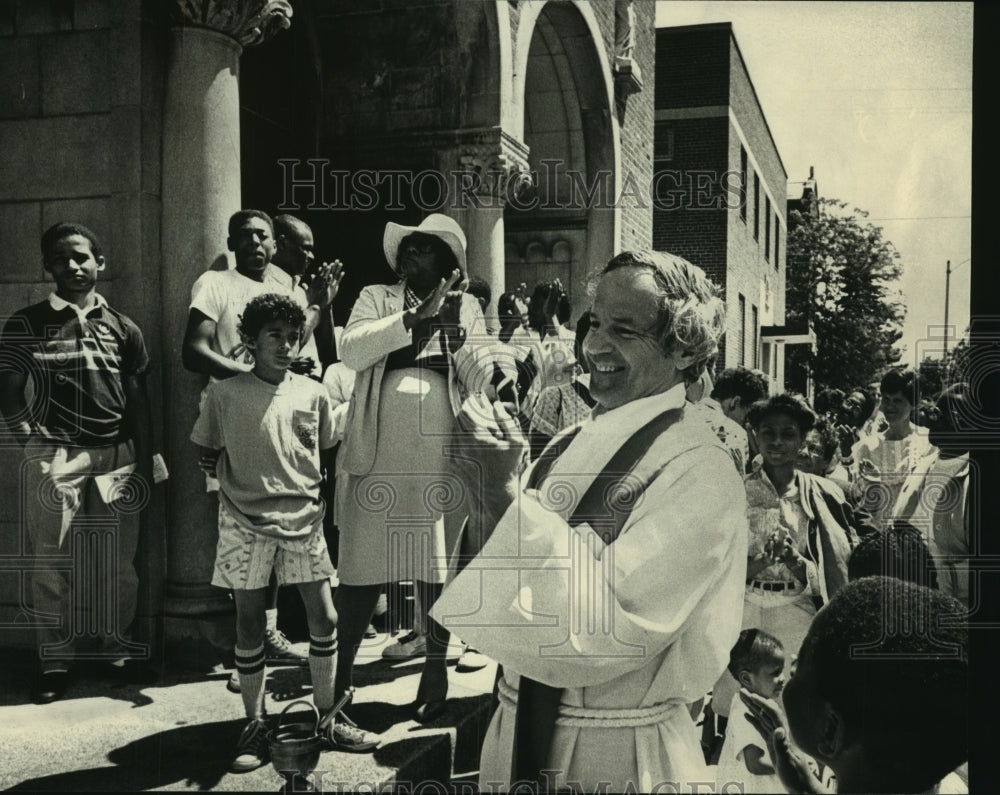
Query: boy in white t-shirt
192 293 378 772
183 209 342 671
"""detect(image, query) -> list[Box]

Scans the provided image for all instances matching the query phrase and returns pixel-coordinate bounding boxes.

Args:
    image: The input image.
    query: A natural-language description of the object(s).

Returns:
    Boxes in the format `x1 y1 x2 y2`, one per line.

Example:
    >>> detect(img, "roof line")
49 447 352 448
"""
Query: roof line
657 22 788 178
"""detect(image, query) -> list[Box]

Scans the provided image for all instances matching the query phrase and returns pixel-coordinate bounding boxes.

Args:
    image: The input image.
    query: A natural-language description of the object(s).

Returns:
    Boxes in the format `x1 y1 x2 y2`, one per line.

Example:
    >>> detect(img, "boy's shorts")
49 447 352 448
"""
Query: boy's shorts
211 503 335 590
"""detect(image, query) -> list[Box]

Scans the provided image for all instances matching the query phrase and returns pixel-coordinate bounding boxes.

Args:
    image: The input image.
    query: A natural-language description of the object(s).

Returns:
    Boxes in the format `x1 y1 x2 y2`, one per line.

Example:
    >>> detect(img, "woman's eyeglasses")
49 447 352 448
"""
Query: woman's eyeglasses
400 236 439 257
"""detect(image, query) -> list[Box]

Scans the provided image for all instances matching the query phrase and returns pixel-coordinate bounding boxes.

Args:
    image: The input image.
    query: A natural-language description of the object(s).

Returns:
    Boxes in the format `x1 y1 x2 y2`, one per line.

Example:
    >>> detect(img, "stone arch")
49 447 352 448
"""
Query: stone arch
505 0 619 323
460 0 515 129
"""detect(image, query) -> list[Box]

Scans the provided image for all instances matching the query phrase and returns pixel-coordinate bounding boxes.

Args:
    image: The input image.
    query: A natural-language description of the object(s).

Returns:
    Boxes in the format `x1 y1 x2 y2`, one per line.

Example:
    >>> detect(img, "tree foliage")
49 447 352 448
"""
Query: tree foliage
916 335 970 399
785 198 906 392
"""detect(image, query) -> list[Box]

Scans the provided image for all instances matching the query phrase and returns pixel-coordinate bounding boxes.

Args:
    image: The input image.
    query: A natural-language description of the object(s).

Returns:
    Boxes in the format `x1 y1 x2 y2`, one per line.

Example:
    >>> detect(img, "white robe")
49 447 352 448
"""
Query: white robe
431 386 749 792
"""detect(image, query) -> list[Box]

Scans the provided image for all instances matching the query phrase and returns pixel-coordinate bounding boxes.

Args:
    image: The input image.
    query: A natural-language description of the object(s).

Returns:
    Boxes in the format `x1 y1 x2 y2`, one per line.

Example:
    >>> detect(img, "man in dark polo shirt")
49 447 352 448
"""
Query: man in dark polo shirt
0 221 154 704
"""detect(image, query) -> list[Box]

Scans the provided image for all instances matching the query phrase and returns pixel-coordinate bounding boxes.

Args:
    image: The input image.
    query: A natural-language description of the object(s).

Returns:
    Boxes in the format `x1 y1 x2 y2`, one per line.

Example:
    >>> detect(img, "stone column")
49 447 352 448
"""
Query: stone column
442 130 531 319
160 0 291 662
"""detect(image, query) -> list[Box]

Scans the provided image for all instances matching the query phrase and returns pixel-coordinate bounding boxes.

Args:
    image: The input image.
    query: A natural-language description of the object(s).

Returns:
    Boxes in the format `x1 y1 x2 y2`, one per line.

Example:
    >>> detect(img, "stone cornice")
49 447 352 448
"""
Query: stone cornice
173 0 292 47
328 127 532 201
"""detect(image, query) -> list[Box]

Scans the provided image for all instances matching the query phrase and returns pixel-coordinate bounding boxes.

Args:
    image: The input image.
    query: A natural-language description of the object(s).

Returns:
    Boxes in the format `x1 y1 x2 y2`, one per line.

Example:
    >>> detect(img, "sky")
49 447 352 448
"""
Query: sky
655 1 973 365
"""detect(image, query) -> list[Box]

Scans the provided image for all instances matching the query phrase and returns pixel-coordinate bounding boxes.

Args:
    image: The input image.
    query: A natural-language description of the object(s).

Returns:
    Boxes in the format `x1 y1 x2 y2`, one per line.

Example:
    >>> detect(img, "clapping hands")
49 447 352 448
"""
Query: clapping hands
764 528 797 565
303 259 345 308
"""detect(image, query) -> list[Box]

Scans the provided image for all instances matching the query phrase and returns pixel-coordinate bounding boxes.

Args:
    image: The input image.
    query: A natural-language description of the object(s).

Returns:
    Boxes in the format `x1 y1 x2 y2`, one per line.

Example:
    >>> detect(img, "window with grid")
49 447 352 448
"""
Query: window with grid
765 197 771 261
654 123 675 163
752 304 759 367
738 294 747 366
774 214 780 269
740 147 748 223
753 174 760 241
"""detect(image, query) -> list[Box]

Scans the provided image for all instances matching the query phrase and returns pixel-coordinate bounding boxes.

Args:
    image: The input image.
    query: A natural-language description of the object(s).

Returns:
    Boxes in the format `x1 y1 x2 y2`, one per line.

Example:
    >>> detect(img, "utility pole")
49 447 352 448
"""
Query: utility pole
943 259 951 358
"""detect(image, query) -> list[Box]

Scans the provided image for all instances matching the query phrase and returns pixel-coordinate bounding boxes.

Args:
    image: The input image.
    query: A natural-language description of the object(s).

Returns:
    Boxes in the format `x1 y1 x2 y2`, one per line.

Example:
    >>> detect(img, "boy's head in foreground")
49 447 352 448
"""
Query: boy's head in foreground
847 522 939 591
41 222 106 300
781 576 967 793
727 628 786 700
238 294 306 381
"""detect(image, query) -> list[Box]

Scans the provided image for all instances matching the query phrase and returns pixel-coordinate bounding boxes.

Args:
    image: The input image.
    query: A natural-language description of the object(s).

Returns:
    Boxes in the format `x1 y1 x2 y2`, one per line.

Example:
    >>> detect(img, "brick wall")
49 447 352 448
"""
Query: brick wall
652 21 787 374
651 116 728 283
616 0 656 251
654 25 730 108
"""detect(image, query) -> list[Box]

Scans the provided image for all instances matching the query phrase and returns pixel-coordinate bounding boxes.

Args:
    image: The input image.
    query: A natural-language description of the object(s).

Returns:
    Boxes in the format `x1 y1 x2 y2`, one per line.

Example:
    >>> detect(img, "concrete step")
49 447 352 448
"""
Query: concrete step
0 634 497 792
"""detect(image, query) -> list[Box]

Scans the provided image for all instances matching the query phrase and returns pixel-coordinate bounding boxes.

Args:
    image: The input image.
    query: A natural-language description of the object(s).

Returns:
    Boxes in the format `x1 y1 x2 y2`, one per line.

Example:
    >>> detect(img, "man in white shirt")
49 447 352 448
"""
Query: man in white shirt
432 250 749 792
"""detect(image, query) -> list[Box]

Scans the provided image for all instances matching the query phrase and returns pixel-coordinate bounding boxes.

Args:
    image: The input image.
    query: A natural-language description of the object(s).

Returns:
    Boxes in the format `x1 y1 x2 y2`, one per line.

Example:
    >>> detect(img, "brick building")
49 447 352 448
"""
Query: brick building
0 0 657 659
652 22 787 389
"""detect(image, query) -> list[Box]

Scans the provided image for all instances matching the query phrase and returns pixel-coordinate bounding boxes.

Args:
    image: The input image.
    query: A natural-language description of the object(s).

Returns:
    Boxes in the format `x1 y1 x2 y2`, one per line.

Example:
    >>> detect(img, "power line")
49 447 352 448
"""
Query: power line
810 87 971 92
865 215 970 222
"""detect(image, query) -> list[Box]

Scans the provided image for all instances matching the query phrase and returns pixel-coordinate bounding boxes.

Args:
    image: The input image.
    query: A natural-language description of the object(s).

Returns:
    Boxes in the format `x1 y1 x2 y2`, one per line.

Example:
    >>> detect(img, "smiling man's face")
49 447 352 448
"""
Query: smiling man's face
583 267 683 410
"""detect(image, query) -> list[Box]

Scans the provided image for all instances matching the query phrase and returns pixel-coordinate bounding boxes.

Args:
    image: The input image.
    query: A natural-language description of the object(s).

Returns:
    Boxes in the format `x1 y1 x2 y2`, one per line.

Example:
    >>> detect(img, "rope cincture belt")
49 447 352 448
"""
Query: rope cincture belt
499 678 681 728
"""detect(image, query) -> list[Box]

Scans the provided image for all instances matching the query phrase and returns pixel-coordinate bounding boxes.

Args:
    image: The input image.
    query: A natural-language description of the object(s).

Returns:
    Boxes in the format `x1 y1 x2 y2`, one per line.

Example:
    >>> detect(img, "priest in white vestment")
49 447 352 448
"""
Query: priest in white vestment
432 251 750 792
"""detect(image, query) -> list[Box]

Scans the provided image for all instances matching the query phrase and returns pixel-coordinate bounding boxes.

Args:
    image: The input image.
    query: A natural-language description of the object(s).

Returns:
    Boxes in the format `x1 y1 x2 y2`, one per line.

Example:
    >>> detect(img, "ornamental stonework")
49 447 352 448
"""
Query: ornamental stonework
172 0 292 47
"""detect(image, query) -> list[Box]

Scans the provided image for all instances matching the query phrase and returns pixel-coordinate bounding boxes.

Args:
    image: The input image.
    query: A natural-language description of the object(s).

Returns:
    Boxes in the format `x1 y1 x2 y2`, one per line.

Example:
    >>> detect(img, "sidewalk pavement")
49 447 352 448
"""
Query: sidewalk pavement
0 633 496 792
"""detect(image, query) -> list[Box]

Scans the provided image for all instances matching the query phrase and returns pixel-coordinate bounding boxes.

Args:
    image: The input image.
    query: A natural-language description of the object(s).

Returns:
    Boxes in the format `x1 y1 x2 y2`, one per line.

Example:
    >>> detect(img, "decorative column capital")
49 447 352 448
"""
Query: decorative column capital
451 129 533 203
173 0 293 47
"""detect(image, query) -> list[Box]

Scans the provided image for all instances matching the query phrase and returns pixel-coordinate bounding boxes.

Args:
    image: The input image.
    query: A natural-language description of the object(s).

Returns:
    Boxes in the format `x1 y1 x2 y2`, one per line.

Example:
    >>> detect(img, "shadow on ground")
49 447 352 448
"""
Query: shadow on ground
7 718 243 791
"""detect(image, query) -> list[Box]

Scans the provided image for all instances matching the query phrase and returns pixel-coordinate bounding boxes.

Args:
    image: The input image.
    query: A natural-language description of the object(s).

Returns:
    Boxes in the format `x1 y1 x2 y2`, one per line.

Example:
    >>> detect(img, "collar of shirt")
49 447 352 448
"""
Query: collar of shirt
265 265 300 292
586 383 686 430
48 291 107 319
701 396 725 414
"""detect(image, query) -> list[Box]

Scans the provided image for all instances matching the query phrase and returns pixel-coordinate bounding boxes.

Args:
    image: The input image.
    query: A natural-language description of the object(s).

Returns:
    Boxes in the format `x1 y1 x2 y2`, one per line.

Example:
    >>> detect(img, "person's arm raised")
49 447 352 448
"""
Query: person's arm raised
182 309 248 380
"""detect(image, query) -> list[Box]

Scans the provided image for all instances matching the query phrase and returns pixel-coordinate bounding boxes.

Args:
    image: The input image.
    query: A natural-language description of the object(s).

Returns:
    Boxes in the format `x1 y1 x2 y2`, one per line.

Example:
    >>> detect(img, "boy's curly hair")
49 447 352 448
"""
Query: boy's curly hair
238 293 306 341
806 577 967 793
847 521 939 590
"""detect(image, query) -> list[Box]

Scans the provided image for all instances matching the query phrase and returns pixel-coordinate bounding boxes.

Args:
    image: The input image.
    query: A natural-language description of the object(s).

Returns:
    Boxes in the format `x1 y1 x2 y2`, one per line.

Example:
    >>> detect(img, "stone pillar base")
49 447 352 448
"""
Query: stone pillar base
162 613 236 672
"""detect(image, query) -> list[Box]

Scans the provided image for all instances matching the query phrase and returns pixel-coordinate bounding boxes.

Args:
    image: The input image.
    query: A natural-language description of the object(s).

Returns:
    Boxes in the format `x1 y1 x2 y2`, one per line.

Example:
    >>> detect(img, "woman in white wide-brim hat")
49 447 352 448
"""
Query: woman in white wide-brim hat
331 213 487 735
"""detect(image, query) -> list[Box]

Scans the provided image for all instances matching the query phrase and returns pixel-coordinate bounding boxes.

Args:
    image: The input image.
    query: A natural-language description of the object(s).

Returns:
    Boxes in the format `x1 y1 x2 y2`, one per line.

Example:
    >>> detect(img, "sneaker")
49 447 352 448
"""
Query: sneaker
264 628 308 666
31 669 70 705
455 645 490 673
324 713 379 753
227 669 241 694
381 630 426 661
231 718 269 772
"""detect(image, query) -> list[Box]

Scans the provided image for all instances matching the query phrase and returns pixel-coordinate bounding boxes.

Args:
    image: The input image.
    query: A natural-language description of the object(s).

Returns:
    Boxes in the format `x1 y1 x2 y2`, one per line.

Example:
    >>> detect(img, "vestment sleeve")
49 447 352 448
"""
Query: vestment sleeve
339 286 411 372
190 384 224 450
432 444 748 688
